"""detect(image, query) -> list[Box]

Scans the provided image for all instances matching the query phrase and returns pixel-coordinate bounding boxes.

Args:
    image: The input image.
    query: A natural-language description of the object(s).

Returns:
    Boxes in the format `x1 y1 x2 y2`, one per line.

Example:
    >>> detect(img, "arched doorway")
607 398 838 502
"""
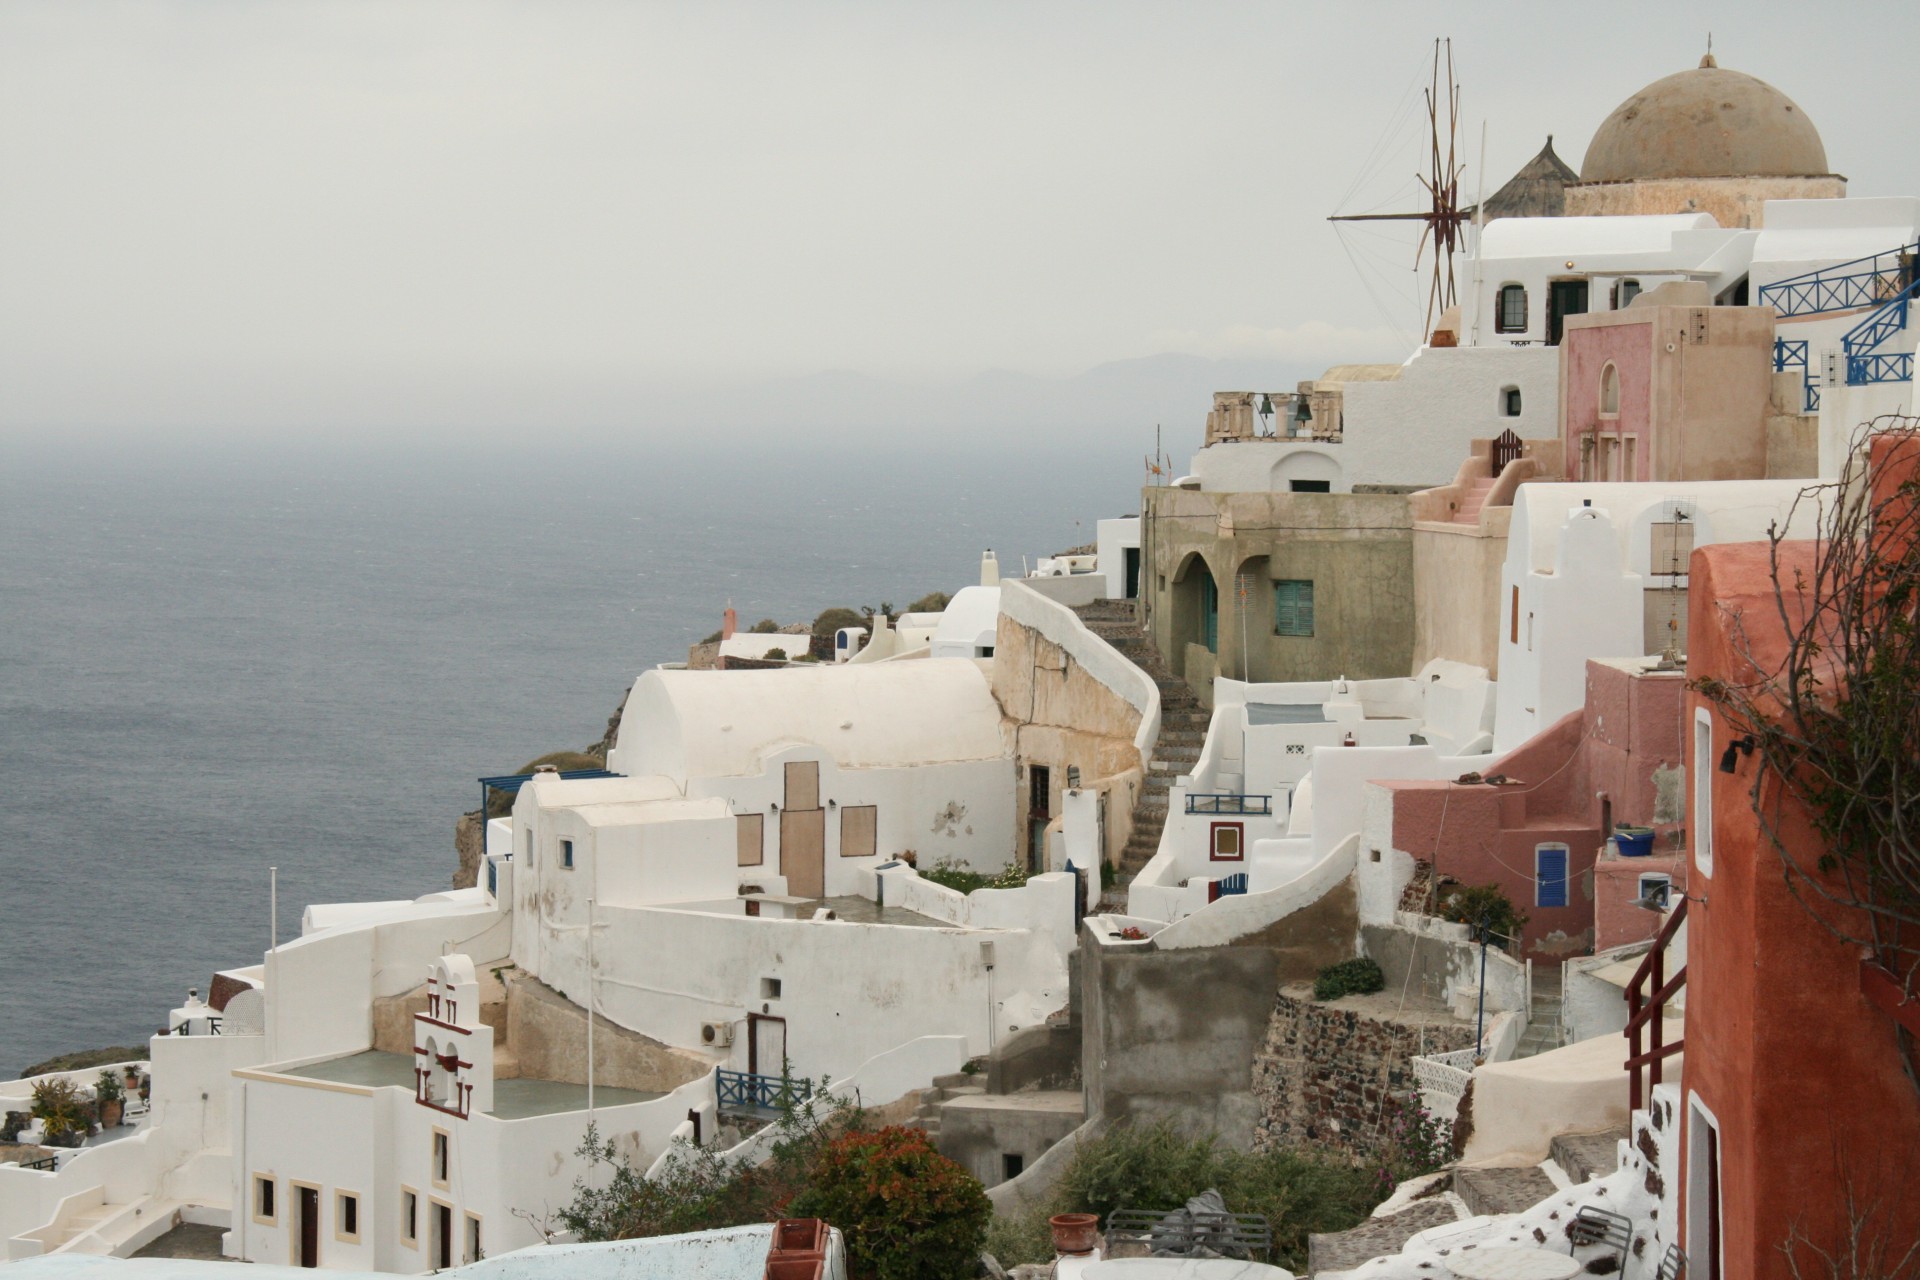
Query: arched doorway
1171 553 1218 677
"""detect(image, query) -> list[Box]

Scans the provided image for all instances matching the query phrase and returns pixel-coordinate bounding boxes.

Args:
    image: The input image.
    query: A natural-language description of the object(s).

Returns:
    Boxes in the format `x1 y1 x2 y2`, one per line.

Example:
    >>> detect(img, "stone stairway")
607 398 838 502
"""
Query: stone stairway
1451 475 1498 525
1550 1129 1628 1185
1069 601 1211 910
909 1072 985 1140
1513 964 1564 1059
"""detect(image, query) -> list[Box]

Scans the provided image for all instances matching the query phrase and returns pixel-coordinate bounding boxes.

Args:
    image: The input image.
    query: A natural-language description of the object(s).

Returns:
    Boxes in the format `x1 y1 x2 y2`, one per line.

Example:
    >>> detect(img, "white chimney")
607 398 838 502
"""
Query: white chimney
980 548 1000 586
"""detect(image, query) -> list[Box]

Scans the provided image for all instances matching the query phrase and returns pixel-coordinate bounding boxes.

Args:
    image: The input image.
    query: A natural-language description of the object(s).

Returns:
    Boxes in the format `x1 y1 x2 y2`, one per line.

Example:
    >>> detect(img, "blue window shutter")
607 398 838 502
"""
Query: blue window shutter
1536 844 1569 908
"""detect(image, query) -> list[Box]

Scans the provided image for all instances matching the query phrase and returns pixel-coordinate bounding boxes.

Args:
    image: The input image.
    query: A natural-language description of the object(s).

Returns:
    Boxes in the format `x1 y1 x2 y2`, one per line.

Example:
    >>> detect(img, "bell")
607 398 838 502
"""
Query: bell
1294 396 1313 424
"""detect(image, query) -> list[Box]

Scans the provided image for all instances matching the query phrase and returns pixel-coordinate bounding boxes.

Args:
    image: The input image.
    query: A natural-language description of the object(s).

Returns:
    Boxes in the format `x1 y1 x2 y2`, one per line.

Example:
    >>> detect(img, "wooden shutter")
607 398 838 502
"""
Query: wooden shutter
736 813 764 867
1274 580 1315 637
839 805 877 858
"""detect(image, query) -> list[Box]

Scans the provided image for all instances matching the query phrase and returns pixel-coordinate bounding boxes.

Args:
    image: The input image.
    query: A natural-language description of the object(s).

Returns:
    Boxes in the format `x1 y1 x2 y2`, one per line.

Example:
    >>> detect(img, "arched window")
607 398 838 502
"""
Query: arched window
1499 385 1522 417
1496 284 1528 334
1600 363 1621 416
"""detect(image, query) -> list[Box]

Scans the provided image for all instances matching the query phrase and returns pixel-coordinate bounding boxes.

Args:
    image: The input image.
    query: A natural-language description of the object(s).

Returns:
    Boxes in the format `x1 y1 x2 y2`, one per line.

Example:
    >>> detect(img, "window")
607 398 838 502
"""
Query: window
1210 822 1244 862
336 1191 361 1244
760 977 783 1000
1510 586 1520 645
560 839 574 869
1617 278 1642 308
839 804 877 858
1273 579 1315 637
1535 843 1570 908
736 813 764 867
1496 284 1528 333
1030 765 1051 818
432 1130 450 1186
253 1175 277 1225
1002 1153 1025 1180
401 1189 419 1248
1693 708 1714 878
1501 386 1522 417
1288 479 1331 493
1638 873 1672 911
979 645 995 658
465 1213 483 1264
1600 363 1621 416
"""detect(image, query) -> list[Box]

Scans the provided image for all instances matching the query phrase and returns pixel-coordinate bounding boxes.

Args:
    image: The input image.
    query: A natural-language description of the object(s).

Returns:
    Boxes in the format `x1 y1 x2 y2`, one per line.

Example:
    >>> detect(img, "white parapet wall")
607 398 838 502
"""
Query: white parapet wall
1150 832 1361 950
998 579 1160 761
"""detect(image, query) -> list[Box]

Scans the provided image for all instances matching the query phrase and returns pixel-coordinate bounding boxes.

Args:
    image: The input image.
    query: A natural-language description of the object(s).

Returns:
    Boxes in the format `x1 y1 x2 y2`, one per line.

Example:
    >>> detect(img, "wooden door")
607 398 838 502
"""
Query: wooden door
297 1186 319 1268
434 1203 453 1270
749 1013 787 1077
781 810 826 898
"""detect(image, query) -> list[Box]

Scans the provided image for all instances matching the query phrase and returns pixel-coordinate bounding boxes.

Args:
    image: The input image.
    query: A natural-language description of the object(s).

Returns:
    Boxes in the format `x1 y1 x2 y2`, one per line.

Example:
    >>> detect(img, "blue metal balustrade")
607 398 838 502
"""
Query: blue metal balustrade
716 1068 813 1115
1843 284 1919 386
1758 242 1918 318
1185 793 1272 816
1772 338 1821 411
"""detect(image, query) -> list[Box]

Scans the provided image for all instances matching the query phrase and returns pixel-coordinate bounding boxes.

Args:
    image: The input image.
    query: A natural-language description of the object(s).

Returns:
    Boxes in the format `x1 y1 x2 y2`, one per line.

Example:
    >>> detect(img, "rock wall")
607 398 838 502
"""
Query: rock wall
504 973 714 1094
1252 984 1474 1158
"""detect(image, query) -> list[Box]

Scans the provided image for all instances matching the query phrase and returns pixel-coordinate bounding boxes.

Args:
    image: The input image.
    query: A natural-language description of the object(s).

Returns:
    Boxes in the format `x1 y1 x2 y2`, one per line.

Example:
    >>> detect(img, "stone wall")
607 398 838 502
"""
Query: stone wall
1252 984 1474 1158
504 974 715 1094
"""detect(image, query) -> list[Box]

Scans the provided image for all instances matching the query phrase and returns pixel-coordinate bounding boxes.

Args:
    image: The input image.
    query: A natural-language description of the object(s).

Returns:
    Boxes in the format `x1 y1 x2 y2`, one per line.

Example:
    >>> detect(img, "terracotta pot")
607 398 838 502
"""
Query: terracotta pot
99 1100 124 1129
1049 1213 1100 1256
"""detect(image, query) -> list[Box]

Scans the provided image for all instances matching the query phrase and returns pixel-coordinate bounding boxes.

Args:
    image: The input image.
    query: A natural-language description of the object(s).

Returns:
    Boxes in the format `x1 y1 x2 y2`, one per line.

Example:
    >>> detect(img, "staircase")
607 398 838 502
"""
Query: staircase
1070 601 1212 911
1513 964 1564 1059
1451 476 1497 525
908 1072 985 1140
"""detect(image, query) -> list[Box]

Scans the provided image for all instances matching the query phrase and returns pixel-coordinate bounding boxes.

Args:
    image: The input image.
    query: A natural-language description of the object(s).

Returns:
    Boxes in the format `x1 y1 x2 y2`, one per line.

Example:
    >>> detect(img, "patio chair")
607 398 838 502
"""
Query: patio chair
1568 1205 1633 1269
1656 1242 1687 1280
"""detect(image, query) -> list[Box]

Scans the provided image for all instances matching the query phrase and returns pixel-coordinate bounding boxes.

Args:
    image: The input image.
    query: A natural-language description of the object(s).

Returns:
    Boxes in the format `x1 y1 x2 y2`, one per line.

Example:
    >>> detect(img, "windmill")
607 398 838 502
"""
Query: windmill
1328 39 1471 339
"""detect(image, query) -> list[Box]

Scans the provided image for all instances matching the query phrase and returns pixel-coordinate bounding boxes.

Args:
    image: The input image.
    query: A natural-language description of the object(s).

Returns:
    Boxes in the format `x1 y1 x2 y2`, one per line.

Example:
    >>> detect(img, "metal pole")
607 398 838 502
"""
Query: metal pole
270 866 277 952
1475 926 1488 1054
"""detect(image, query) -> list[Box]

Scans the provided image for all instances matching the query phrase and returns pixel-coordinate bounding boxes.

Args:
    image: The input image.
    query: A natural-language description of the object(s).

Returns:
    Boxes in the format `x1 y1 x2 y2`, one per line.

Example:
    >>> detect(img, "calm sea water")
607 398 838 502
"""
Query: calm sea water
0 437 1136 1076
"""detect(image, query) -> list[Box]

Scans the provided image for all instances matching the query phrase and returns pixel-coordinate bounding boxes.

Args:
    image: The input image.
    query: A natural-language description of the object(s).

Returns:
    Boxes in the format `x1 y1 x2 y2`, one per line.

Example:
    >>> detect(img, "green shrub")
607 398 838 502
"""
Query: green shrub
701 630 723 644
765 648 787 662
788 1126 989 1280
908 591 951 613
1313 957 1386 1001
919 860 1030 895
749 618 780 633
1437 882 1529 950
812 607 864 638
982 1121 1382 1272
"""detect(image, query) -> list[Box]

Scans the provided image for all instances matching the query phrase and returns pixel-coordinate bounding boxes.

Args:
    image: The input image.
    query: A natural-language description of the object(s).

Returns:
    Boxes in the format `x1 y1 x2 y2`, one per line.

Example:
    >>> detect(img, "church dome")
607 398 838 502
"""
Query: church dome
1579 56 1830 183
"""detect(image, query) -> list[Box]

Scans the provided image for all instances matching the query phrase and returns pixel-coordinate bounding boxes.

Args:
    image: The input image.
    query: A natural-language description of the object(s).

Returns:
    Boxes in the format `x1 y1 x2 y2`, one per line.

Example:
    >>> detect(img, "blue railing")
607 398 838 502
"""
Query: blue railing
1842 284 1918 385
1759 242 1918 318
716 1068 813 1113
1772 338 1821 411
1186 793 1272 816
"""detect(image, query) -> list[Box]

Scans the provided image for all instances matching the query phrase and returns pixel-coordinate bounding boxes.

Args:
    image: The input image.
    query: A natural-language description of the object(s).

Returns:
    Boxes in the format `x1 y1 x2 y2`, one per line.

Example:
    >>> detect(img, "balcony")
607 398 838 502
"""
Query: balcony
1185 793 1272 816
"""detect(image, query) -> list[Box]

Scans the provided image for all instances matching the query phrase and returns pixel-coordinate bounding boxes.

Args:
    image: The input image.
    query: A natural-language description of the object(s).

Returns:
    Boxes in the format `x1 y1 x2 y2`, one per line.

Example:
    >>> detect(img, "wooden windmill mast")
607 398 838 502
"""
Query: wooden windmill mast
1328 39 1471 338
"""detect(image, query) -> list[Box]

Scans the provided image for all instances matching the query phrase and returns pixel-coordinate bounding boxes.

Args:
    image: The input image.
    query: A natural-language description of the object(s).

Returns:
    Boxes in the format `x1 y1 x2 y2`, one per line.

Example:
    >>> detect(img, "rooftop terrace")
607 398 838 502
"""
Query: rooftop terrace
281 1051 662 1119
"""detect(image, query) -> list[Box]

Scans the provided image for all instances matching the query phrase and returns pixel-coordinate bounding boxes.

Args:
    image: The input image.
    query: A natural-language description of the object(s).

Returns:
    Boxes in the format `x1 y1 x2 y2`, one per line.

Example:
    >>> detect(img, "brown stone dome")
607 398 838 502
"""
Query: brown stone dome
1580 56 1830 183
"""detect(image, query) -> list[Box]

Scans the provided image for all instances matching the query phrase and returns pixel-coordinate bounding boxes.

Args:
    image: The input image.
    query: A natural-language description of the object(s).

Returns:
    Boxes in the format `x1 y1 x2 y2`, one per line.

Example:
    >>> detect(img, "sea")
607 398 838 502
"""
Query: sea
0 436 1139 1076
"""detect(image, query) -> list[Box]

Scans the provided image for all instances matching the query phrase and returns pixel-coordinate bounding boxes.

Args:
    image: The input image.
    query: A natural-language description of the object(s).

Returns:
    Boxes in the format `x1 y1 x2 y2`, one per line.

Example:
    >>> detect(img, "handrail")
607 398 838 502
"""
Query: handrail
715 1068 813 1113
1758 237 1912 305
1841 283 1918 385
1626 896 1687 1109
1185 793 1272 816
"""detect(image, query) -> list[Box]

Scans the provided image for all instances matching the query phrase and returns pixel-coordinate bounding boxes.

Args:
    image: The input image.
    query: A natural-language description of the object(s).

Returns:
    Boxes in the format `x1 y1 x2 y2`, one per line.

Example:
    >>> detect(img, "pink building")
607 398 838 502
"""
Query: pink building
1381 657 1686 957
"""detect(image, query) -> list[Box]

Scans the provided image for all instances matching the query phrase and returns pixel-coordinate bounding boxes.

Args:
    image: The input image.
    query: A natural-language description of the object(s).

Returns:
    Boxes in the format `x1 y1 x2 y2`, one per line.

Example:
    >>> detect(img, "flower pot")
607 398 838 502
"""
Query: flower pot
1049 1213 1100 1256
1614 825 1656 858
99 1100 124 1129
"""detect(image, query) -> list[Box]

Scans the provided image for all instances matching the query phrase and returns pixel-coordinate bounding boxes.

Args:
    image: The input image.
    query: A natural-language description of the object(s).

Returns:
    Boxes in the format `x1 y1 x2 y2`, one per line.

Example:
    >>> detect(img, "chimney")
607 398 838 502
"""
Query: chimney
722 600 738 641
980 549 1000 587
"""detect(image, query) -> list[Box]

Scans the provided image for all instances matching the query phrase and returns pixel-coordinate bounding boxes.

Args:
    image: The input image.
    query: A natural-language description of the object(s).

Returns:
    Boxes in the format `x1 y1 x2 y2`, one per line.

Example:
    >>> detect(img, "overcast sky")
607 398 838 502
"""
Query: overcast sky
2 1 1913 439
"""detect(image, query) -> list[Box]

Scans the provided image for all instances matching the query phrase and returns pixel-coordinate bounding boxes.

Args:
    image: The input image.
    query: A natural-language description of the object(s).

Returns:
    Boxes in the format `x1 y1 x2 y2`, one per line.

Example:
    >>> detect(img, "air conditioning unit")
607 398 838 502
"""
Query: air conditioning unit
700 1020 733 1048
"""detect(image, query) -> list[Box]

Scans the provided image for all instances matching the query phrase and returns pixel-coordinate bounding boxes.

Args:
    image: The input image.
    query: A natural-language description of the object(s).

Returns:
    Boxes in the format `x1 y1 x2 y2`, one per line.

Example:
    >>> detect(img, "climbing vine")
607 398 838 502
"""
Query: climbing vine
1694 417 1920 1083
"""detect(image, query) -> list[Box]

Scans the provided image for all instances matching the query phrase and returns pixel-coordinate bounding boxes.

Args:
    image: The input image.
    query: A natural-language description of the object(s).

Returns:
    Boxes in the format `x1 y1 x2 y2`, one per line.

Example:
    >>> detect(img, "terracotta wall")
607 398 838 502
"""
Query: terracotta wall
1683 542 1920 1279
1561 318 1653 481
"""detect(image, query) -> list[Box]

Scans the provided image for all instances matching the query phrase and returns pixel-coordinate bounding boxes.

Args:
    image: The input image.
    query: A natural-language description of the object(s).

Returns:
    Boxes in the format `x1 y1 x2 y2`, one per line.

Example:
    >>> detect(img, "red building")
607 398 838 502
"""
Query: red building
1681 441 1920 1278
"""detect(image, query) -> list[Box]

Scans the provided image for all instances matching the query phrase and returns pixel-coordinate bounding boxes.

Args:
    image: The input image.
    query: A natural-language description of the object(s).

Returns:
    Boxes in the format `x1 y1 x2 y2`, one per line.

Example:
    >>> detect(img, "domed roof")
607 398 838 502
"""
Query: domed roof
1580 56 1830 183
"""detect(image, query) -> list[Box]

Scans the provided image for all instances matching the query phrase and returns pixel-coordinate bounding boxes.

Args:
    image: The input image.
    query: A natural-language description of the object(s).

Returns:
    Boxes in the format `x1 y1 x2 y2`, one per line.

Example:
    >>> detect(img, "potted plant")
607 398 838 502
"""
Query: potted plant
121 1065 141 1095
95 1071 125 1129
1 1110 26 1142
30 1078 92 1148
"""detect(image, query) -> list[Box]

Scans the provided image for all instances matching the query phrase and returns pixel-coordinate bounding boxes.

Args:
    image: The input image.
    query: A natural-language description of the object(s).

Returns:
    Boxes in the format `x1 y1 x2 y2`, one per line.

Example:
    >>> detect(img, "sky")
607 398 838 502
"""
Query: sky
1 1 1914 441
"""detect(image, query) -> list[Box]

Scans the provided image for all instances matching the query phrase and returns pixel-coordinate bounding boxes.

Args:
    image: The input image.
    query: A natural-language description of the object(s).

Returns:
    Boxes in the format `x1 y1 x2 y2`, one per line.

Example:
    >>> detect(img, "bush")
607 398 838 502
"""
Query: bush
907 591 950 613
812 607 864 638
788 1126 989 1280
30 1078 92 1146
1313 957 1386 1001
919 860 1030 895
765 648 787 662
750 618 780 633
984 1121 1381 1272
1437 882 1528 950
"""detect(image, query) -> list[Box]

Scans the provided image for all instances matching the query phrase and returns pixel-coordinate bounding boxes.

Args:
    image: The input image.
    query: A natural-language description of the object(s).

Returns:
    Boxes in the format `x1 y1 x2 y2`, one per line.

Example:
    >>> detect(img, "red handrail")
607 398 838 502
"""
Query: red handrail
1626 897 1688 1110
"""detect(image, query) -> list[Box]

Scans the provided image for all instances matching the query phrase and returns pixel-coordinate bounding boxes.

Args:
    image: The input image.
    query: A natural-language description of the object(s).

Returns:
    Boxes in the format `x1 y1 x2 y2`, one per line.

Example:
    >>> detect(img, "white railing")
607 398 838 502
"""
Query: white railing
1411 1046 1480 1122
